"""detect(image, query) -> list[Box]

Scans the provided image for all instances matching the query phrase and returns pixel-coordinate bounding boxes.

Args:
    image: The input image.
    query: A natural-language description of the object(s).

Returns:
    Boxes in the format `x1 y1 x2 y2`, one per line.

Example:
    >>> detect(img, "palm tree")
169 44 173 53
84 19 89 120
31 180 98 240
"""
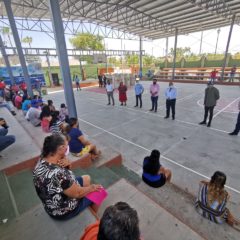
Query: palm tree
22 36 33 48
1 27 14 48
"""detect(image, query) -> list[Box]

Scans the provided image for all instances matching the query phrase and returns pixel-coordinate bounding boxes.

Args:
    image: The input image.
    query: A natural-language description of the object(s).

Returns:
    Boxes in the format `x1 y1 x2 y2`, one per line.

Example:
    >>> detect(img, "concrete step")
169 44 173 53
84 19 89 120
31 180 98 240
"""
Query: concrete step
98 179 204 240
0 205 96 240
138 181 240 240
0 108 40 173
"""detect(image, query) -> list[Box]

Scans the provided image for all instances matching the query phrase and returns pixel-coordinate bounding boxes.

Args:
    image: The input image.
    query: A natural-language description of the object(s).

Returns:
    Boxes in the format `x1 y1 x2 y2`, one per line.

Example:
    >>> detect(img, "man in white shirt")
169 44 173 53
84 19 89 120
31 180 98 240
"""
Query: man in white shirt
106 80 115 106
164 82 177 120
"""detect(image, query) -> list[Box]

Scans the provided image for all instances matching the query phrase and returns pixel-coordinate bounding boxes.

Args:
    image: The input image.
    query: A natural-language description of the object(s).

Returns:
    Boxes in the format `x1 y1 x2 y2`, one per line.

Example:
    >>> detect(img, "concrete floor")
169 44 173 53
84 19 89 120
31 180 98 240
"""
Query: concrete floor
47 82 240 214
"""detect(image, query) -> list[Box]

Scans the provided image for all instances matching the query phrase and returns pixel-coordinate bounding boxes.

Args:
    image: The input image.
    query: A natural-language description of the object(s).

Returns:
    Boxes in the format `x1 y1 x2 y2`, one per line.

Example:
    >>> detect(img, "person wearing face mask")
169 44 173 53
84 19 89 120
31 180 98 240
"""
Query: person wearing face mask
33 134 103 220
164 82 177 120
199 82 220 127
149 79 160 112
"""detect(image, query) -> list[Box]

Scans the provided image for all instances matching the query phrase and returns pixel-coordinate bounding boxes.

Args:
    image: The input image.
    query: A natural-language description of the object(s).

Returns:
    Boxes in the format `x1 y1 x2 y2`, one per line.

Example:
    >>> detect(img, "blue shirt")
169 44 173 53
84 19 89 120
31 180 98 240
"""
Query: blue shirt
142 157 162 182
165 87 177 100
68 128 84 153
135 83 144 95
22 99 31 111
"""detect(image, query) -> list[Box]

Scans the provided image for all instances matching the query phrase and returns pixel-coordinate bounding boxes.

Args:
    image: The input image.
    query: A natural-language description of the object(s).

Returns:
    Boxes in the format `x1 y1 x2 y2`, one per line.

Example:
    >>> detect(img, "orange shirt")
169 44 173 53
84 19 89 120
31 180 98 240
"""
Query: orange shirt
80 221 99 240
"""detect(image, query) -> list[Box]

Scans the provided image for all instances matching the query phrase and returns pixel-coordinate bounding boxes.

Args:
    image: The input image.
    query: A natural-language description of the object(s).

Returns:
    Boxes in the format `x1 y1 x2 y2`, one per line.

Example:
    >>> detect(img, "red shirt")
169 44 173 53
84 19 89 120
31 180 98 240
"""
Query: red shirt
0 82 6 90
20 82 27 90
210 71 217 78
12 85 19 93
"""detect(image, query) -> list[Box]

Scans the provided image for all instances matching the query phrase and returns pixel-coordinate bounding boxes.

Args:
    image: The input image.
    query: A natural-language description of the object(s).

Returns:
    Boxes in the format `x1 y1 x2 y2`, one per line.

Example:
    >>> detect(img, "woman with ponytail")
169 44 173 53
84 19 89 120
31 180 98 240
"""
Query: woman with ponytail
195 171 240 229
33 134 103 220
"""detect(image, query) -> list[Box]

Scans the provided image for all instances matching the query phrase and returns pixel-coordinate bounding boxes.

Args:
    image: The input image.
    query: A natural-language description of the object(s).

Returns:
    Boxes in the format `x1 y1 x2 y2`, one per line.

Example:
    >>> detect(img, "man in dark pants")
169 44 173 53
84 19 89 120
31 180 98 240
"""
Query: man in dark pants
134 79 144 108
149 79 160 112
199 82 220 127
164 82 177 120
229 101 240 135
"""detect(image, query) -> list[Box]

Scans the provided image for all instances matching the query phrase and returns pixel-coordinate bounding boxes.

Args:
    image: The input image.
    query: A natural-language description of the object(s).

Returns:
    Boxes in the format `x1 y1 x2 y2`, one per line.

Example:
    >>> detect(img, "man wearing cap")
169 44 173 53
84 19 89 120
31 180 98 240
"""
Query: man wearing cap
199 82 220 127
229 100 240 136
134 79 144 108
164 82 177 120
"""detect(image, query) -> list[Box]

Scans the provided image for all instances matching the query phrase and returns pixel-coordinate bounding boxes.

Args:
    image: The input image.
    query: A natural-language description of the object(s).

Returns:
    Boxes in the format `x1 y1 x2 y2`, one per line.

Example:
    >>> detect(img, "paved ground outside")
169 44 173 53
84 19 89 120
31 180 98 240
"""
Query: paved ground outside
46 81 240 216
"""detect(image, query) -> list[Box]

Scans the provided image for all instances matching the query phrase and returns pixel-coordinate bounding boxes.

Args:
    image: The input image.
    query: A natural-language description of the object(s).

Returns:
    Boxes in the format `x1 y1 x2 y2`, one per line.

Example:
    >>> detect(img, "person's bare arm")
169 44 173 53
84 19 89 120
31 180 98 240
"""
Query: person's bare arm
78 135 91 146
63 182 102 199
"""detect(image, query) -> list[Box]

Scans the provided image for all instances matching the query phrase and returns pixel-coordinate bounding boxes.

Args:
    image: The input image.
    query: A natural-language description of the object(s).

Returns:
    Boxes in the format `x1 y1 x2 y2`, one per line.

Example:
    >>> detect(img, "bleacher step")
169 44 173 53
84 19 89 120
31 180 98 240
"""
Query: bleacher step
99 179 204 240
0 205 96 240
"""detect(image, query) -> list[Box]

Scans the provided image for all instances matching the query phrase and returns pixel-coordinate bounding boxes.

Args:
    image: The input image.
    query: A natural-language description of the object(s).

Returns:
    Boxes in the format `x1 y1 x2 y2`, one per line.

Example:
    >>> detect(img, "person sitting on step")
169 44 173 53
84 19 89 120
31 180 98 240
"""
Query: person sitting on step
142 149 172 188
80 201 142 240
67 118 101 158
33 134 103 220
195 171 240 230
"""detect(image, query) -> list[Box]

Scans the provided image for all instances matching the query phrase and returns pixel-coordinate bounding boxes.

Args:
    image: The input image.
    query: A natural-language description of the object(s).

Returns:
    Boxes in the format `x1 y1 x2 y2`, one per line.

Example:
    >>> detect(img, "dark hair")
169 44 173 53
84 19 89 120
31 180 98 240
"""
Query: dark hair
68 117 78 128
40 105 51 120
98 202 140 240
49 111 60 127
41 134 65 158
60 103 66 108
47 100 53 106
208 171 227 203
143 149 161 175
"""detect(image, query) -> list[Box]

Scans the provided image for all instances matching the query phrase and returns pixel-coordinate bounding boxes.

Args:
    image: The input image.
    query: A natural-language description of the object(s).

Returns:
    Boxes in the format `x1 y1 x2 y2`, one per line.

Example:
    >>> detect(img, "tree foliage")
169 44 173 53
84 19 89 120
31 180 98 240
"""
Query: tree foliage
69 33 105 50
22 36 33 48
169 47 192 59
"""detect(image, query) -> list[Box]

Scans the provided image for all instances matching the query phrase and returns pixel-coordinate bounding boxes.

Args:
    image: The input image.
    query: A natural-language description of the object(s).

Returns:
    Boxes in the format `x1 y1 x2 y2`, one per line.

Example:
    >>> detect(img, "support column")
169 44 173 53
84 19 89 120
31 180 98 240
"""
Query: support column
172 28 178 80
221 15 235 81
165 37 168 58
139 37 143 79
0 34 14 85
199 31 203 55
45 53 54 87
48 0 77 118
3 0 32 96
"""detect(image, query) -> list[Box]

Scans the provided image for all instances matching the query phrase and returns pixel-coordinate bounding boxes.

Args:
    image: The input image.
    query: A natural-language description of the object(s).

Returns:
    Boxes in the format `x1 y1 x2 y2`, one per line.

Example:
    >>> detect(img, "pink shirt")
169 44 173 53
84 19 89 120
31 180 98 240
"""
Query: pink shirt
150 83 160 97
41 118 50 133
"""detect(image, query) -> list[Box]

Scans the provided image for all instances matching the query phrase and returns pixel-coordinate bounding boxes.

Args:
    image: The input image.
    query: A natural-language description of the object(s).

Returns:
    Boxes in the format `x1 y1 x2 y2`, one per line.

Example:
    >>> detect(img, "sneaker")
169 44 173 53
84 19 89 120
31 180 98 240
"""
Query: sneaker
107 103 110 105
207 123 211 127
199 121 206 125
229 132 238 136
172 116 175 120
164 116 169 119
120 103 123 106
149 109 153 111
134 105 138 107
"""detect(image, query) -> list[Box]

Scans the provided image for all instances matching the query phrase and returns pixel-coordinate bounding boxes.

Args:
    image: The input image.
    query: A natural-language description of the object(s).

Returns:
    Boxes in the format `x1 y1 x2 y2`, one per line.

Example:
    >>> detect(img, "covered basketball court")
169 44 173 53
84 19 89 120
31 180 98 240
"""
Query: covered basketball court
1 0 240 118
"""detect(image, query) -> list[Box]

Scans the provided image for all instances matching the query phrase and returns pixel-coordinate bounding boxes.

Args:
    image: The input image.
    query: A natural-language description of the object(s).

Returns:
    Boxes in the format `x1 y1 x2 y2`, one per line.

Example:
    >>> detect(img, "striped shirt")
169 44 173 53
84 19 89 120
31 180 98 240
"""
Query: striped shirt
195 182 228 224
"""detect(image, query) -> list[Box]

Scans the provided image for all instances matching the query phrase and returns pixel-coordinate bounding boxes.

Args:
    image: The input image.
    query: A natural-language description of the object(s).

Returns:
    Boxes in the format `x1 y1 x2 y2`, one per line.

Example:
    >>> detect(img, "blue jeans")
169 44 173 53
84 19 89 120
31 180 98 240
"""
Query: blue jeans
0 128 16 152
151 96 158 111
0 102 13 112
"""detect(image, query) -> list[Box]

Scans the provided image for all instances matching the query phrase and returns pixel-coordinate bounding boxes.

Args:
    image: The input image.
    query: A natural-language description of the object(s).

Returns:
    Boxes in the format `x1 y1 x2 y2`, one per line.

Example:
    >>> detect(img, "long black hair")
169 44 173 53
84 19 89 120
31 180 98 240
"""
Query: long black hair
40 105 51 120
41 134 65 158
143 149 161 175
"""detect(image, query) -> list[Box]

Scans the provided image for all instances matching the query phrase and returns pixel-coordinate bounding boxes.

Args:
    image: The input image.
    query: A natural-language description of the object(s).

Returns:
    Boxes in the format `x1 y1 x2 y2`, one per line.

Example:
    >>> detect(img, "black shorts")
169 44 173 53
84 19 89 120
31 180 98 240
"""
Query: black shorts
142 174 166 188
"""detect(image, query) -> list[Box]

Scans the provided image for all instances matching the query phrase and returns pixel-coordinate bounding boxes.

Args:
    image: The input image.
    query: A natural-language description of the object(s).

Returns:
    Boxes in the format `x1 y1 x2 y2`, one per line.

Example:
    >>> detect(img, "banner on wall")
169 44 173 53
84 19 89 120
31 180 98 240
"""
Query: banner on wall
0 63 46 86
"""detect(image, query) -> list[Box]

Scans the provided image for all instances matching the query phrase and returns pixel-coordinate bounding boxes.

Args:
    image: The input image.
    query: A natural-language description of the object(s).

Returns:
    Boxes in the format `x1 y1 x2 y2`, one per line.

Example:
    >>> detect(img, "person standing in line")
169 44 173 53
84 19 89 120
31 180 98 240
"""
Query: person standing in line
199 82 220 127
103 75 107 88
149 79 160 112
106 80 114 106
134 79 144 108
229 100 240 136
164 82 177 120
229 65 237 82
118 82 127 106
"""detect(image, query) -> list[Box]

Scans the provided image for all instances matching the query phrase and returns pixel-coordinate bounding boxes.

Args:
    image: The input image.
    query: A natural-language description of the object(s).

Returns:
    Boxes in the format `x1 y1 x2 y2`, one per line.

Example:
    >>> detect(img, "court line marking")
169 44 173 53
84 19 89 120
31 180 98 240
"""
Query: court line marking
48 85 97 95
197 99 239 114
78 117 240 195
213 97 240 118
89 98 230 134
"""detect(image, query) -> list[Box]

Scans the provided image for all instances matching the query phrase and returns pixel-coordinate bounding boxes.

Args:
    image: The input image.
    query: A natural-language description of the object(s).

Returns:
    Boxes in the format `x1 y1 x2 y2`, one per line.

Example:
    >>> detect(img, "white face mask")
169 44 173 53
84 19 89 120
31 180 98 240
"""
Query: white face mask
65 145 70 156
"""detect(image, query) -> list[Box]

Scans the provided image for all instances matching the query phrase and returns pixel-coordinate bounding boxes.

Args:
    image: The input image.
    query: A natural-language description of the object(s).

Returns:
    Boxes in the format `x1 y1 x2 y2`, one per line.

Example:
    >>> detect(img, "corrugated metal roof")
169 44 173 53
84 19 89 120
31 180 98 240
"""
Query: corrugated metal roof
1 0 240 39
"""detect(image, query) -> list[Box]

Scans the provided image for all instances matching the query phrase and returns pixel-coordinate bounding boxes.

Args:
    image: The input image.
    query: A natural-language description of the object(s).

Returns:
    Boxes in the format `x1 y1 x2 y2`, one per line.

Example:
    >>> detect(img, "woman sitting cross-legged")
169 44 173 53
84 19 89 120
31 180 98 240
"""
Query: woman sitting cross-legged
33 134 103 220
195 171 240 229
142 150 172 188
67 118 101 158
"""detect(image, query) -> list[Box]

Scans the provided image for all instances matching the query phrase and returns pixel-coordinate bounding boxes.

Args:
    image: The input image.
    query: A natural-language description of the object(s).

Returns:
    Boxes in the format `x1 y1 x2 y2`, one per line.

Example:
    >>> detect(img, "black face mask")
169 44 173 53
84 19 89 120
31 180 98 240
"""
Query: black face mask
153 82 156 85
